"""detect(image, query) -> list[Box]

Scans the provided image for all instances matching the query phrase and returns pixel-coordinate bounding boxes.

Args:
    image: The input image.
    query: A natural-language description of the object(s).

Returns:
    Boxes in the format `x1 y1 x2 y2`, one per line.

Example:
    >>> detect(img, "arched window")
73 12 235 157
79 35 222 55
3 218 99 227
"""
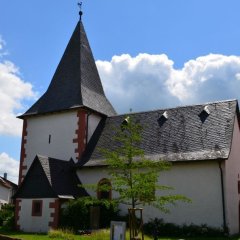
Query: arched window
97 178 112 200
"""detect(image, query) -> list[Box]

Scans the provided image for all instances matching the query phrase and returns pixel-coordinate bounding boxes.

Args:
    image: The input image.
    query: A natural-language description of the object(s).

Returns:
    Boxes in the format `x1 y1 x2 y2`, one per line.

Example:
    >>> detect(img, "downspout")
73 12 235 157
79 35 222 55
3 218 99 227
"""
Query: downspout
218 160 227 232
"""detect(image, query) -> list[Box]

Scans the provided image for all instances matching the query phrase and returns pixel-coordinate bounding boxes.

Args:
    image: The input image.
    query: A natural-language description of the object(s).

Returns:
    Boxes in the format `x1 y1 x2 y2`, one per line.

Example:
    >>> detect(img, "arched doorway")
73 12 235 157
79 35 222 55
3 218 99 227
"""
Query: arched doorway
97 178 112 200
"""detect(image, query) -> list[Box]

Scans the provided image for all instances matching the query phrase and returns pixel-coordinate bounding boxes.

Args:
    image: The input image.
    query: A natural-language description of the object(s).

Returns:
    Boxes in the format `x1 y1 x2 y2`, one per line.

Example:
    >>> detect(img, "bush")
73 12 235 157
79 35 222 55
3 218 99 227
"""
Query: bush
48 229 75 240
60 198 89 231
99 202 120 227
0 204 14 229
59 197 120 231
143 218 226 238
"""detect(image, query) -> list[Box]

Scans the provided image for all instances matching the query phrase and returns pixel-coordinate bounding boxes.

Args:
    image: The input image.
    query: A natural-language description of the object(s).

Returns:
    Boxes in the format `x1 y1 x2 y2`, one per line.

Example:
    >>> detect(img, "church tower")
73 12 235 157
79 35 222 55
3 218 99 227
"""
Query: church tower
18 16 116 184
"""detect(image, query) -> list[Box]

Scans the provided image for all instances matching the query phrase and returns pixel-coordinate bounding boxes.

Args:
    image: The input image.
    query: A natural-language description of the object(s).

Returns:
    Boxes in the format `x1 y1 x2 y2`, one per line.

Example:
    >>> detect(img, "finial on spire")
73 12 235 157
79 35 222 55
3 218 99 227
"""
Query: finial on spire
78 2 83 20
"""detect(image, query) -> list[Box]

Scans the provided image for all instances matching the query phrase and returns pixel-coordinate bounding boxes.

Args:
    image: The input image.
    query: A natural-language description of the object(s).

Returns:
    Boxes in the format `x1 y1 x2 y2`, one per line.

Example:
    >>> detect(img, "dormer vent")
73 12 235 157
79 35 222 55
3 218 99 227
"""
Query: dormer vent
158 111 168 127
199 105 210 123
121 116 130 131
162 111 168 119
203 106 210 115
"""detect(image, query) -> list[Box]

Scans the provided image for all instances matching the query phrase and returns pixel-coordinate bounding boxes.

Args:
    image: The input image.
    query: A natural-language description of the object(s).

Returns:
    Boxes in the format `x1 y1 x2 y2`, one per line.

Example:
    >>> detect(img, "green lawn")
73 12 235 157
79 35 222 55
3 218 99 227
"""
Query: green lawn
1 228 240 240
0 228 151 240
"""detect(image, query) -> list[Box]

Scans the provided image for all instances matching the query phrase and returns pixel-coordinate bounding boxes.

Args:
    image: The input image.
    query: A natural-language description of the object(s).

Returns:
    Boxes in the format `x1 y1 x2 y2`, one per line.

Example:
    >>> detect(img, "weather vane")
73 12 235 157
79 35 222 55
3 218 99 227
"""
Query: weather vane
78 1 83 20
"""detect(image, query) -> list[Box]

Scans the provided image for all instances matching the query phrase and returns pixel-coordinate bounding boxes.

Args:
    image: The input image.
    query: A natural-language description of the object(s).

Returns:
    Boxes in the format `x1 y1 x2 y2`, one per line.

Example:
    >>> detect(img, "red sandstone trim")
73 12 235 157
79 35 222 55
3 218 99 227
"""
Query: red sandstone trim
14 199 22 231
18 120 28 185
48 199 60 229
72 110 86 161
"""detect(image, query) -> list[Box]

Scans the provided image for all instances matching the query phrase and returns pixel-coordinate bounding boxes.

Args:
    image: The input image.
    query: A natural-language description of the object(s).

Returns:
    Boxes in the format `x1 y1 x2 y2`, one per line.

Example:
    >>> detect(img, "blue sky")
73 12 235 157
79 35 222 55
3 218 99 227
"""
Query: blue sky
0 0 240 182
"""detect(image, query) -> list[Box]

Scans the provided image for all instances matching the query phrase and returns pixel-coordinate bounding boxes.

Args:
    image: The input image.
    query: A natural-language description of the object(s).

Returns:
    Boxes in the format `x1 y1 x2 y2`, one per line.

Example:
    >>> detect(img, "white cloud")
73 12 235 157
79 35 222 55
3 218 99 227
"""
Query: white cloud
0 36 7 57
0 36 4 51
96 53 179 113
97 53 240 113
0 38 36 136
0 152 19 184
167 54 240 104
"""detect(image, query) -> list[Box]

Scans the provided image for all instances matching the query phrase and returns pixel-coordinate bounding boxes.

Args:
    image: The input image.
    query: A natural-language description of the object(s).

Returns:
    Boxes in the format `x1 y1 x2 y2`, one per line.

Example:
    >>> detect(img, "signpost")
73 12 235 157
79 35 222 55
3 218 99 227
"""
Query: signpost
110 221 126 240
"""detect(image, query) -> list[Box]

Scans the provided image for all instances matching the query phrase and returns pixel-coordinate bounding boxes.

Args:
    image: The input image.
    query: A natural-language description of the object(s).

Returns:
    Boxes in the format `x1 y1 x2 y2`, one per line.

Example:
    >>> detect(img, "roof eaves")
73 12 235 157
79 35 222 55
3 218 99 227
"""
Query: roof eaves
0 178 11 189
17 105 85 119
81 149 230 168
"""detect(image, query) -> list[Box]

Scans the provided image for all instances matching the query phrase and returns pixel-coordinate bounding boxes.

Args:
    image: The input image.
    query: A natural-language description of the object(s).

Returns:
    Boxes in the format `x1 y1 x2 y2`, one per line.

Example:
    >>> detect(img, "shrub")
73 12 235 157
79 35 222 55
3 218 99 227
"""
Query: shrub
3 214 15 230
60 199 89 231
59 198 119 231
48 228 75 240
99 202 120 227
0 204 14 229
143 218 226 238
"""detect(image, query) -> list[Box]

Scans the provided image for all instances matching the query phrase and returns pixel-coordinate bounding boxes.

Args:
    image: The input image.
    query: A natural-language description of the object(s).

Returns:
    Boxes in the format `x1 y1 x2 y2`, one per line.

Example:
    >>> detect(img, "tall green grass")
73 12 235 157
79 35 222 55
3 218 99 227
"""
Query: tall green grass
48 228 75 240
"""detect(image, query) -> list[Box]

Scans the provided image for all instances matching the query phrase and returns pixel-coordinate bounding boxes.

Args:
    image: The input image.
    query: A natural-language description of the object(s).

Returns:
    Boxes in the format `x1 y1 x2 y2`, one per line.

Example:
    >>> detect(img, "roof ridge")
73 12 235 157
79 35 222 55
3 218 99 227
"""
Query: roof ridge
37 155 52 186
108 99 238 118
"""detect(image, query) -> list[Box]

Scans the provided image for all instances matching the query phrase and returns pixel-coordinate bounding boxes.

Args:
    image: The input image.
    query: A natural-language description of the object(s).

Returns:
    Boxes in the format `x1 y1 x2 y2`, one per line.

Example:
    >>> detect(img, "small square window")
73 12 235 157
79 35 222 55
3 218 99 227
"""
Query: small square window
32 200 43 216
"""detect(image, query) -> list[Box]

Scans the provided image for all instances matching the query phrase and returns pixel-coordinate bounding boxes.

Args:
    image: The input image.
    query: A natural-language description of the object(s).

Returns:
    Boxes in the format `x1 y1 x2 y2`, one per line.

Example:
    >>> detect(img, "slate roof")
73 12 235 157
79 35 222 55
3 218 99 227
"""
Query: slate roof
0 177 17 189
79 99 239 167
14 155 88 198
19 20 116 118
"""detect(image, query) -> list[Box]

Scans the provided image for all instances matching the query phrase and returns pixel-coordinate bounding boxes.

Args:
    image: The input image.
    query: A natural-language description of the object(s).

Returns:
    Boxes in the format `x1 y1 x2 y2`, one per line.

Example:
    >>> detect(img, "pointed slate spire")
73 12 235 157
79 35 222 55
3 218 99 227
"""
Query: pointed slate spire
20 20 116 118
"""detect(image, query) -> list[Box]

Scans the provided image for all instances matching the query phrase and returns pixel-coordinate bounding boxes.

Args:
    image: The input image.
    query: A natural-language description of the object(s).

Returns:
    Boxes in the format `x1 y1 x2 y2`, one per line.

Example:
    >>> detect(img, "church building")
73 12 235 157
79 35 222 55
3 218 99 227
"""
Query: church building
14 14 240 234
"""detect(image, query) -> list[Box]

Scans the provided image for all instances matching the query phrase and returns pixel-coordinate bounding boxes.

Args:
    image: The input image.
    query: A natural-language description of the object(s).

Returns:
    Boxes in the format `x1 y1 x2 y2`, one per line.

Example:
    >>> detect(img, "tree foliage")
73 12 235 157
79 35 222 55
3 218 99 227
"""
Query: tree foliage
101 116 190 212
0 204 15 229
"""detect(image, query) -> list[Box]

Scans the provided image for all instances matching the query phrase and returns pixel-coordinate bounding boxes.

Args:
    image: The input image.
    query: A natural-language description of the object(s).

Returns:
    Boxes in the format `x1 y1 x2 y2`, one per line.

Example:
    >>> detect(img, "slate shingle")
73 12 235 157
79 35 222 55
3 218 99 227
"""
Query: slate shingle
19 21 116 118
80 100 239 167
14 156 88 198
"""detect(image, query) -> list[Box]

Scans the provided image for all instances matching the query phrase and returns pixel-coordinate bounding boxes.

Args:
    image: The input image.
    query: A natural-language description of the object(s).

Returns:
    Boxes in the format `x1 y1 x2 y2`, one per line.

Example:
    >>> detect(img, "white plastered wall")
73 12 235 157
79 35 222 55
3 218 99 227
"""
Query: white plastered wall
87 114 101 142
18 198 56 233
23 111 102 177
224 116 240 234
23 111 78 176
0 185 10 204
77 161 223 228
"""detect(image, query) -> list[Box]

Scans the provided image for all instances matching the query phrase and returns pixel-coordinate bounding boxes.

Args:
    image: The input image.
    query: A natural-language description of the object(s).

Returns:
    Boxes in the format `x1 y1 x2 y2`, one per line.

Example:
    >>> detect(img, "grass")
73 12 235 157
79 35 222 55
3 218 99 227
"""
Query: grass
0 227 152 240
1 227 240 240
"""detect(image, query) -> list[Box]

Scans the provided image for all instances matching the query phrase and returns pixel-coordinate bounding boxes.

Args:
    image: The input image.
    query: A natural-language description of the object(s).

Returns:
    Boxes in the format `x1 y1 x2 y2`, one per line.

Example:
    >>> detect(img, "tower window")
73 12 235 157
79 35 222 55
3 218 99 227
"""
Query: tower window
49 135 51 144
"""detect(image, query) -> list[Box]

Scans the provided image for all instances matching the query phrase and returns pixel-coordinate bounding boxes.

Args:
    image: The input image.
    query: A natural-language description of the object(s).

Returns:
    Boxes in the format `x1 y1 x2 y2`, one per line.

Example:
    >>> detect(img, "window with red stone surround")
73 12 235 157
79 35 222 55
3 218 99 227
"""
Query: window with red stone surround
32 200 43 217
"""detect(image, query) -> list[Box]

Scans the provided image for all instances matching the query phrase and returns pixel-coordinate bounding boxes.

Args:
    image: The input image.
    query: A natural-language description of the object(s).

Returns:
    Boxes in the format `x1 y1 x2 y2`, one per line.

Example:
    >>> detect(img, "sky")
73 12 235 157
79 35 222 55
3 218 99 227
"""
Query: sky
0 0 240 183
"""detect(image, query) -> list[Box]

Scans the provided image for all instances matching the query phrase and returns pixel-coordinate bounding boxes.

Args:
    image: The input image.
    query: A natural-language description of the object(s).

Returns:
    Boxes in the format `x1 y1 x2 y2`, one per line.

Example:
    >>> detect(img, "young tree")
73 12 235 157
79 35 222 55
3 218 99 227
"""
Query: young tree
78 115 189 239
100 116 190 239
101 115 190 212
